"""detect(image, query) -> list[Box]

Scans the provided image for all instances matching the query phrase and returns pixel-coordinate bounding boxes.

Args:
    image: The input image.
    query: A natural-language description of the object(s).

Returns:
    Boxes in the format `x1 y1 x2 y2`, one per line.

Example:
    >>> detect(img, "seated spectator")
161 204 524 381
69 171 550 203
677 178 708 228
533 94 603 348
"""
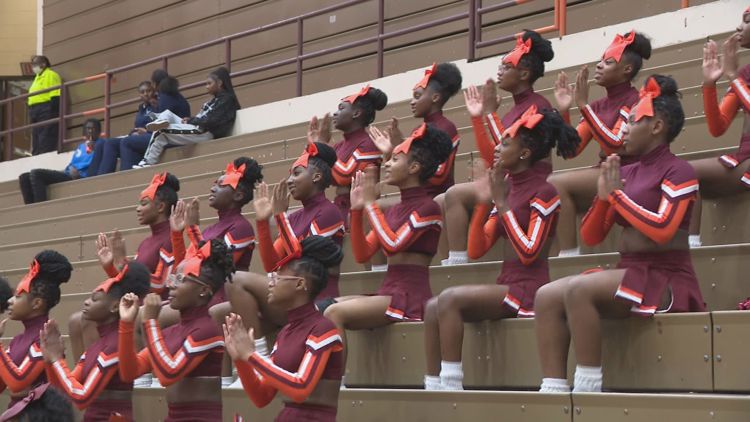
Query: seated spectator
18 119 103 204
133 67 239 168
93 80 157 175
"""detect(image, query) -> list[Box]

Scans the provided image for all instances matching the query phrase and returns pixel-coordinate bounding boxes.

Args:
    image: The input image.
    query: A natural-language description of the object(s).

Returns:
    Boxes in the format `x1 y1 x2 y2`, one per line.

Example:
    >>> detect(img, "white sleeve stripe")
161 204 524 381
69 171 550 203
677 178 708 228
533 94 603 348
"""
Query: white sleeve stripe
503 211 542 250
530 199 561 217
584 104 620 143
366 204 412 249
661 182 699 199
306 334 342 350
147 320 186 369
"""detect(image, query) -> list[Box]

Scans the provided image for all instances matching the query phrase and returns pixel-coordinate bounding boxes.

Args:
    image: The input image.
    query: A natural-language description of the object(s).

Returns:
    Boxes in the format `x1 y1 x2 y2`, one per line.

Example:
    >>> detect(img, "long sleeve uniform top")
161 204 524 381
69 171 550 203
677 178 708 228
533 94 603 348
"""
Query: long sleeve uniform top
0 314 47 395
331 128 382 186
423 111 461 197
105 220 174 294
572 81 639 158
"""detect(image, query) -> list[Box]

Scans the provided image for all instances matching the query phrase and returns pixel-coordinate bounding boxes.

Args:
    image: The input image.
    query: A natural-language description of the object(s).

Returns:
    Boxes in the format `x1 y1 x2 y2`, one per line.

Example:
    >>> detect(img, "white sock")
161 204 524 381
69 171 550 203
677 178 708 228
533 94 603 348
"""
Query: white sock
255 337 269 357
442 251 468 266
539 377 571 393
558 247 581 257
573 365 603 392
221 376 234 387
688 235 702 248
439 361 464 390
371 264 388 272
424 375 443 391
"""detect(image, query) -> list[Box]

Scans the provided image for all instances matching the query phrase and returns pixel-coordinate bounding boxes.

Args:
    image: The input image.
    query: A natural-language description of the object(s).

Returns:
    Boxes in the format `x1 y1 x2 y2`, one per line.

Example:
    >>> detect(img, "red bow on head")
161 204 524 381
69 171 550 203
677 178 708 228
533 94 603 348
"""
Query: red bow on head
183 241 212 278
221 162 246 189
0 383 50 422
140 172 167 201
393 123 427 155
745 6 750 14
292 142 320 169
342 84 371 104
503 105 544 138
95 264 129 293
413 63 437 91
603 31 636 62
16 260 40 295
633 76 662 122
502 35 533 67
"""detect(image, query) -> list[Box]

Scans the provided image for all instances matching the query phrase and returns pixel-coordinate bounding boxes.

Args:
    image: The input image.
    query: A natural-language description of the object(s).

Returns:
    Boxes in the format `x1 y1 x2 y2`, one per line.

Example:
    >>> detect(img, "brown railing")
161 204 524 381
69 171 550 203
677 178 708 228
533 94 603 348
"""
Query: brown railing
0 0 690 161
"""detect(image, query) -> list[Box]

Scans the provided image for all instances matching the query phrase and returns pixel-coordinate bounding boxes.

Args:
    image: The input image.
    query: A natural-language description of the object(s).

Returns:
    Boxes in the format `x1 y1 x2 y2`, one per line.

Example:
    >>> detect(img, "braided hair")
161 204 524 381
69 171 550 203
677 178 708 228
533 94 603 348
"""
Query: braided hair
154 172 181 216
198 239 236 293
517 30 554 84
307 142 337 189
408 124 453 182
288 236 343 299
647 74 684 143
231 157 264 205
106 262 151 300
28 250 72 310
352 87 388 125
515 109 580 163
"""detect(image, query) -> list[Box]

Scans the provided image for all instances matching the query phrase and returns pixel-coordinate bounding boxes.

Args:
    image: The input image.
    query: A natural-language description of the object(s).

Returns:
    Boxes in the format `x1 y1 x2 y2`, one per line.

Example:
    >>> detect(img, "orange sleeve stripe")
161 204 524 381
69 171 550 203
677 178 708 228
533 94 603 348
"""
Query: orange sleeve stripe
473 116 498 167
580 198 614 246
467 202 500 260
51 357 117 409
310 220 345 239
574 120 594 157
580 105 627 150
500 197 560 265
730 78 750 115
703 84 739 137
117 321 151 382
186 225 204 247
0 343 45 392
234 359 277 408
333 150 382 180
484 112 505 146
224 232 255 250
349 209 379 263
148 248 175 293
365 204 442 255
429 135 460 185
256 219 281 273
171 230 186 267
103 263 119 278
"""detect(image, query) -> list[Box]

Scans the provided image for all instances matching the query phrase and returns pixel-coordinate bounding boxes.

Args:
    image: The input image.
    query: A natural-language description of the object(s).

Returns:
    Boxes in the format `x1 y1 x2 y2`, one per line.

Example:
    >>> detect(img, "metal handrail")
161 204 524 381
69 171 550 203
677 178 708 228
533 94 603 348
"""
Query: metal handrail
0 0 580 161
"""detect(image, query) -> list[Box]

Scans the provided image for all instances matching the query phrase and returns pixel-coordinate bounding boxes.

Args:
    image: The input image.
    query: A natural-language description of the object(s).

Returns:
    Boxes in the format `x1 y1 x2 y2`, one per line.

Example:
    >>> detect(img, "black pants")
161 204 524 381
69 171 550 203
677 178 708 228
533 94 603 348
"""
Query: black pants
29 103 59 155
18 169 71 204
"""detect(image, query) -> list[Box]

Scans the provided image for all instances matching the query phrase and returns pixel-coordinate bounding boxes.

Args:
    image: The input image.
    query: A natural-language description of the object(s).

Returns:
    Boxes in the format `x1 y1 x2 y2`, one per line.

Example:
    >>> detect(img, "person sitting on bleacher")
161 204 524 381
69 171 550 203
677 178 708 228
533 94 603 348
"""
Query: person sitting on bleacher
224 236 343 422
18 118 103 204
133 67 240 168
0 250 72 409
151 69 191 120
322 124 452 365
535 75 705 394
423 105 579 391
92 80 158 175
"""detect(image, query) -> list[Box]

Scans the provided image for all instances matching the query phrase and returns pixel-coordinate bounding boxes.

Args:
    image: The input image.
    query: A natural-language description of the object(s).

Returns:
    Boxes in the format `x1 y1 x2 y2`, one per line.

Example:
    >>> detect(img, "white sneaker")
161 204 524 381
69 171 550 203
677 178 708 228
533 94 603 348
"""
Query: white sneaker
133 374 152 388
131 161 151 169
227 378 244 389
150 377 163 388
146 119 170 132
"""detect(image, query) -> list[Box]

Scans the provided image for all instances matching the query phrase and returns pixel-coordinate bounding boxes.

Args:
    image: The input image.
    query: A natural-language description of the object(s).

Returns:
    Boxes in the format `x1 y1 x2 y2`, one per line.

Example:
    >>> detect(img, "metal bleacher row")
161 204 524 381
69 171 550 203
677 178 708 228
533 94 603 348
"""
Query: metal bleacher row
1 0 750 420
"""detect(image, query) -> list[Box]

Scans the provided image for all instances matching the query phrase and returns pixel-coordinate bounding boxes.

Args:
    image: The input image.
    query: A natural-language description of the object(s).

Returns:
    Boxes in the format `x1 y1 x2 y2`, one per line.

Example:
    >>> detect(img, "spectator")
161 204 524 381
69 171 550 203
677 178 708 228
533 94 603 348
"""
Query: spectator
27 55 62 155
18 119 102 204
153 69 191 118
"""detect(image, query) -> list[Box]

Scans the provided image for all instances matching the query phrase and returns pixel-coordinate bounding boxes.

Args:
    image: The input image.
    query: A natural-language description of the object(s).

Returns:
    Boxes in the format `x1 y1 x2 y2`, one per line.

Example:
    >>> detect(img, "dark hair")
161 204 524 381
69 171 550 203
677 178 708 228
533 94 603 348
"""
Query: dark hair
232 157 263 205
158 76 180 96
138 80 153 90
106 262 151 300
621 32 652 80
647 74 684 142
352 87 388 125
0 276 12 313
209 67 241 109
28 250 72 310
289 236 343 299
32 55 51 67
427 62 463 105
154 172 181 216
517 30 554 84
516 109 580 162
151 69 169 87
307 142 337 189
200 239 236 293
14 386 74 422
408 124 453 182
82 118 101 137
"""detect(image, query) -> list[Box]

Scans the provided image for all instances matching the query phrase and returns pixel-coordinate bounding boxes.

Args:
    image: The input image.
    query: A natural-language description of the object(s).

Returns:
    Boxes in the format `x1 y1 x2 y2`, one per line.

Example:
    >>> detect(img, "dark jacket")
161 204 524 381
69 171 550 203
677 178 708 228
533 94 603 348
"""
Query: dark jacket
187 91 240 139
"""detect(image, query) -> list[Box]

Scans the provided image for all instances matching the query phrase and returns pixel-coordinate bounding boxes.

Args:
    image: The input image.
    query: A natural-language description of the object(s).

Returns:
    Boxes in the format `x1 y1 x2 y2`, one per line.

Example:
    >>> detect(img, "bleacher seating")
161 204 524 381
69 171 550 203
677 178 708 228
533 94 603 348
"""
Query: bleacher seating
2 1 750 421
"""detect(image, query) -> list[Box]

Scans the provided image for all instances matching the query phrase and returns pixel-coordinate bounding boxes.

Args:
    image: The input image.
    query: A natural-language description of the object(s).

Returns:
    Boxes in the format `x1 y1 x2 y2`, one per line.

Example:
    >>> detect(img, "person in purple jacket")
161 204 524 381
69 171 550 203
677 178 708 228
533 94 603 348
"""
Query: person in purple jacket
0 250 72 408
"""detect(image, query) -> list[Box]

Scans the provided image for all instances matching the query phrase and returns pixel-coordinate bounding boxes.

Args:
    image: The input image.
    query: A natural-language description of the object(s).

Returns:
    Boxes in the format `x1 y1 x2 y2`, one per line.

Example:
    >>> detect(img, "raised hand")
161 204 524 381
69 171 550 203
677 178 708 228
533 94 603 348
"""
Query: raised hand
40 320 64 362
350 171 366 210
597 154 623 198
387 117 404 145
574 65 590 108
142 293 163 321
119 293 140 323
95 232 114 268
223 313 255 362
271 179 290 215
702 39 724 85
488 164 508 208
723 33 741 81
319 113 332 144
307 115 320 144
463 85 484 118
252 182 273 221
554 71 573 111
481 78 501 114
366 125 394 156
360 166 380 206
111 230 127 267
169 200 187 232
0 318 7 338
186 197 200 227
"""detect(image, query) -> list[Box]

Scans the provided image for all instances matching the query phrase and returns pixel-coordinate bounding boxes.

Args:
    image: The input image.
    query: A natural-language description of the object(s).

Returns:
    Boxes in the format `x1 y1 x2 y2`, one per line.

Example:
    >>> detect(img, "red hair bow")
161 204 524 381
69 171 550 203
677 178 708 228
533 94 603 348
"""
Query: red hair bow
393 123 427 155
140 172 167 201
342 84 371 104
502 35 532 67
221 162 246 189
183 241 212 278
603 31 635 62
633 77 661 122
745 6 750 14
413 63 437 91
292 142 320 169
0 383 51 422
16 260 40 295
503 105 544 138
95 264 129 293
